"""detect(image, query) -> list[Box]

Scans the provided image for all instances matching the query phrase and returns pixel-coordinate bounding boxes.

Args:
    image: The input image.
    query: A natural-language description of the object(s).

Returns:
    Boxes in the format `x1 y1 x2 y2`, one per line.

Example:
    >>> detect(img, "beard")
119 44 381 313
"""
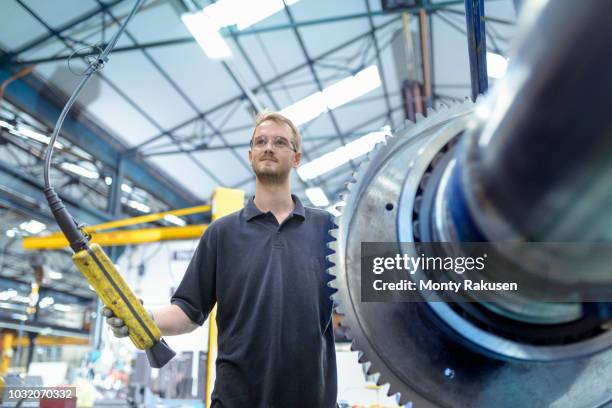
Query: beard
252 157 291 185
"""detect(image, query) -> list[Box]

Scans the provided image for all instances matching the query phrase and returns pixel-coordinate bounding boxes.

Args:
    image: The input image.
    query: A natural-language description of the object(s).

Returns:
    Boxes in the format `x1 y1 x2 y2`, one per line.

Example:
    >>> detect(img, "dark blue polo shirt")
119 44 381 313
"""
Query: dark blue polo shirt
170 195 337 408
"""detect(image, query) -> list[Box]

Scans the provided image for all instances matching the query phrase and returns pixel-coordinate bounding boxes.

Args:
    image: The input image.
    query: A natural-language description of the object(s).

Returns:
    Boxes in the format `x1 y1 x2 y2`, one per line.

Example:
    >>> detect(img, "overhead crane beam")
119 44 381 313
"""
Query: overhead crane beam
22 204 212 250
22 225 208 250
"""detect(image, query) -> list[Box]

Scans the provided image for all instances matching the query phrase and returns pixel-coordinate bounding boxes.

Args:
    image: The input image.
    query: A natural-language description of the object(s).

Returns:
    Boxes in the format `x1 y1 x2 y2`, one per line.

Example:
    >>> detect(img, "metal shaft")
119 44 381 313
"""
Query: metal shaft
460 0 612 242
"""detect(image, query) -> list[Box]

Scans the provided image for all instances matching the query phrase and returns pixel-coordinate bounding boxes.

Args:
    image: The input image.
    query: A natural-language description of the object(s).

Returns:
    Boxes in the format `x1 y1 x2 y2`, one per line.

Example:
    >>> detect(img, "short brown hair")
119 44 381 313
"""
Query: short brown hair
252 110 301 152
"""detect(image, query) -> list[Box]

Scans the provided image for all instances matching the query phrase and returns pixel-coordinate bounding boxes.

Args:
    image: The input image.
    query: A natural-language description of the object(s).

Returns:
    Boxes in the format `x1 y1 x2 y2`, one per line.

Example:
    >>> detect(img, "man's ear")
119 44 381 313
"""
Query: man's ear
248 149 253 164
293 151 302 168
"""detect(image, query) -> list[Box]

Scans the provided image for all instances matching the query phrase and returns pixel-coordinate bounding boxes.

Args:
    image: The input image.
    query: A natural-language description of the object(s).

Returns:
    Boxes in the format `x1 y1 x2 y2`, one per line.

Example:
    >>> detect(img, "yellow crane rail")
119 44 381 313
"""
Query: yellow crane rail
23 204 211 250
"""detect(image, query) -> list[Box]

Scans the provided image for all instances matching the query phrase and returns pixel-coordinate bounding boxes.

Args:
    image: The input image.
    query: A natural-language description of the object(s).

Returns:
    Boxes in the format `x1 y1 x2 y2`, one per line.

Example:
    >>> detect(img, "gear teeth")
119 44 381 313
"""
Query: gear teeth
366 360 379 376
415 112 425 122
327 101 475 406
364 357 402 403
333 303 345 315
326 239 338 252
375 372 386 386
385 384 399 400
403 118 416 128
357 351 368 364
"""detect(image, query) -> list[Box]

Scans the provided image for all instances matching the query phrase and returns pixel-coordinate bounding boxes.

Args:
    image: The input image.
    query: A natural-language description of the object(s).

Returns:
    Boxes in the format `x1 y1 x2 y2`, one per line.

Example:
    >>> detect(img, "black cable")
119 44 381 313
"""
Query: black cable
43 0 144 188
41 0 145 252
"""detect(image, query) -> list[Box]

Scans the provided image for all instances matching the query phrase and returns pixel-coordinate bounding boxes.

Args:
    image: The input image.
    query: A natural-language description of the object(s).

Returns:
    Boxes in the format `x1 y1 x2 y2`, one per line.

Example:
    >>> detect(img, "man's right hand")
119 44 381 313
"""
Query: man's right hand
102 303 157 338
102 307 130 338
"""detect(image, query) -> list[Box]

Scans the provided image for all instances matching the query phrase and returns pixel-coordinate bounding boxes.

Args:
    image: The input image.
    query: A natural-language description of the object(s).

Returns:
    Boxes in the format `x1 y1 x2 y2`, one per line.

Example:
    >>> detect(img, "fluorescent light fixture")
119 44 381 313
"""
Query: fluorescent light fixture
48 270 63 280
127 200 151 213
184 1 300 59
298 128 389 181
104 176 113 186
0 119 16 131
199 1 233 27
60 162 100 179
121 183 132 193
305 187 329 207
487 52 509 79
5 229 17 238
164 214 187 227
53 303 72 312
323 65 381 110
19 220 46 234
234 0 299 30
280 92 327 127
200 0 299 31
39 296 55 308
280 65 381 127
0 289 17 301
10 124 63 148
182 12 232 59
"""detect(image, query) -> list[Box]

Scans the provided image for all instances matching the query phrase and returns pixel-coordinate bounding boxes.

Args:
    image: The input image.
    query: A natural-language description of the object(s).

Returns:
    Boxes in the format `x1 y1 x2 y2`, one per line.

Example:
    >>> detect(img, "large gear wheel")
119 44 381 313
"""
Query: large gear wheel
328 101 612 407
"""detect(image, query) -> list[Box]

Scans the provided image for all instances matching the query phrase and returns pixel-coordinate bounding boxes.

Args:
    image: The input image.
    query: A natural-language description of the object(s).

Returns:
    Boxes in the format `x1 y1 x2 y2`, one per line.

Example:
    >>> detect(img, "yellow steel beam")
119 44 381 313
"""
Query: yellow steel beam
12 335 89 347
26 203 210 240
206 188 245 407
23 203 212 250
23 225 208 250
84 204 210 233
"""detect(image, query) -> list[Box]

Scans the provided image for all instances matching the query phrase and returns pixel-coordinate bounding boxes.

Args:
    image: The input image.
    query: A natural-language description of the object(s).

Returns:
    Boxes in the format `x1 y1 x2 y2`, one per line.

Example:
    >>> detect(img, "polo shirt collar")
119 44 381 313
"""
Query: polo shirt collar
245 194 306 221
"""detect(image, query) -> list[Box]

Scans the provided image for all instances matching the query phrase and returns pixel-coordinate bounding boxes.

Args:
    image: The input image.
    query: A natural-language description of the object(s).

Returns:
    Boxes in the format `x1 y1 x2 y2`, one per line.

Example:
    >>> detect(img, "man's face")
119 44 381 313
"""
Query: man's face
249 120 301 185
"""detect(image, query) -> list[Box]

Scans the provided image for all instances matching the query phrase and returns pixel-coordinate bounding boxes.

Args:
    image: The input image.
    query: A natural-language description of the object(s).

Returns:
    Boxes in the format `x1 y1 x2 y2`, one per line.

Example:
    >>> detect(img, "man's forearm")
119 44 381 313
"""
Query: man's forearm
151 304 199 336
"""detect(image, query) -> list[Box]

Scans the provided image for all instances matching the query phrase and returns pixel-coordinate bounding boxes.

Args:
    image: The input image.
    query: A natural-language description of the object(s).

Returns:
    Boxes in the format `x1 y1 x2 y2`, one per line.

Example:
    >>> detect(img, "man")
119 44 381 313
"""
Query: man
104 111 338 407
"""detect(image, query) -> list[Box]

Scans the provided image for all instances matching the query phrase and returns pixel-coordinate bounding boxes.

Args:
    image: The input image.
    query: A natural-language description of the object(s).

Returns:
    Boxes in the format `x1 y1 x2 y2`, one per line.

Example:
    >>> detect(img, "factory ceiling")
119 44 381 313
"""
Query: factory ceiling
0 0 516 293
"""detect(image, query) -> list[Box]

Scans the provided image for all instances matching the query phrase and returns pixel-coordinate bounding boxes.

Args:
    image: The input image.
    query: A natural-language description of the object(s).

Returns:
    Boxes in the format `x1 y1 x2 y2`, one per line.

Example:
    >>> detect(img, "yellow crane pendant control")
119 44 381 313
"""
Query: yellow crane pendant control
72 243 174 367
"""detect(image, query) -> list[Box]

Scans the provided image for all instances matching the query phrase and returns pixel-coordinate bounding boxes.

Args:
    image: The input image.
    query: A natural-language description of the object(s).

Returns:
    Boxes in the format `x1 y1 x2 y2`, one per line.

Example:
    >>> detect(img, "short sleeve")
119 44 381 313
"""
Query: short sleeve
170 228 217 325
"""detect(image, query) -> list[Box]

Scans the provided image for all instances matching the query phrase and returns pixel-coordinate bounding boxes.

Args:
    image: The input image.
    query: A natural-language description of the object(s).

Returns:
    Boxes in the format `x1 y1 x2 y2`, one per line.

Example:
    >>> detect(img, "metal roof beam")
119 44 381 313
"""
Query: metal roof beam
0 0 123 65
439 7 515 25
281 2 360 179
365 0 394 128
282 4 348 146
6 1 477 68
129 16 402 152
14 0 224 193
0 159 110 225
0 68 198 209
93 1 229 185
464 0 488 100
